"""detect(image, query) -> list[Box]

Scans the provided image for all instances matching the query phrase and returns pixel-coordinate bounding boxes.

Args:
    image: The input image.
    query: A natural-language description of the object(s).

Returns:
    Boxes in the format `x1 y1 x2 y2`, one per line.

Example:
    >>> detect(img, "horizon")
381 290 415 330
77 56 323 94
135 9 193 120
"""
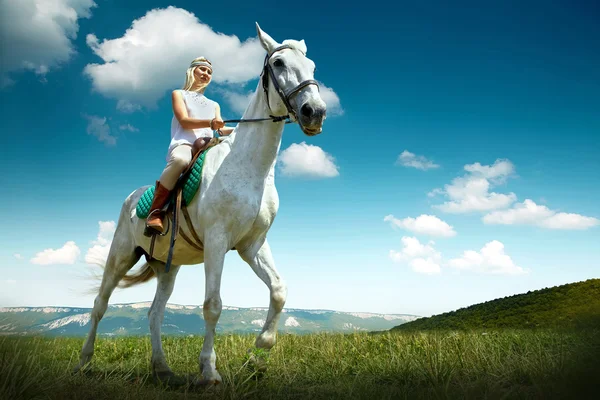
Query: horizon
0 301 421 317
3 277 596 318
1 0 599 318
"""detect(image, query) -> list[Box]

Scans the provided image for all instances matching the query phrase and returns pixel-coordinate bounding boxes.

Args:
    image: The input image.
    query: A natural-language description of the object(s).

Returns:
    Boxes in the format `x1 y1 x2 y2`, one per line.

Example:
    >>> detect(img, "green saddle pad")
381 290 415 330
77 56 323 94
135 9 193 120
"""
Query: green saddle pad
136 148 211 219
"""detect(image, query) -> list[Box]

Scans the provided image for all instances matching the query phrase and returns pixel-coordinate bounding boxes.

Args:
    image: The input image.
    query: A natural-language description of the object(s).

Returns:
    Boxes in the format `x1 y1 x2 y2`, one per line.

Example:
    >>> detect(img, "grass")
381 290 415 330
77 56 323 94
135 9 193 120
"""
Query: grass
1 329 599 399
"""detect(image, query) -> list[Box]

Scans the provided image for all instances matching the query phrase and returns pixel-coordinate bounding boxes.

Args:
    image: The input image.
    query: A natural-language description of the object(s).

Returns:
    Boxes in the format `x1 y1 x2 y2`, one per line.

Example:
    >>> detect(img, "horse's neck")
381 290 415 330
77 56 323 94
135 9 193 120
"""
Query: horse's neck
230 85 284 181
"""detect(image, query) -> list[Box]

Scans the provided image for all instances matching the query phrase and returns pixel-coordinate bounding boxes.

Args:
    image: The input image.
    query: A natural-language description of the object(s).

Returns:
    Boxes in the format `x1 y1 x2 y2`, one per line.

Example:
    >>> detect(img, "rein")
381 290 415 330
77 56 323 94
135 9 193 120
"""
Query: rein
223 115 291 124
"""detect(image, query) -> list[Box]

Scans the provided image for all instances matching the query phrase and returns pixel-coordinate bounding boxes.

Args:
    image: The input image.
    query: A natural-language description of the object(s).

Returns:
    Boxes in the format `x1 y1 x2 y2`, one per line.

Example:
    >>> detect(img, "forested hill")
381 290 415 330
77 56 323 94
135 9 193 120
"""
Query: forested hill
393 279 600 331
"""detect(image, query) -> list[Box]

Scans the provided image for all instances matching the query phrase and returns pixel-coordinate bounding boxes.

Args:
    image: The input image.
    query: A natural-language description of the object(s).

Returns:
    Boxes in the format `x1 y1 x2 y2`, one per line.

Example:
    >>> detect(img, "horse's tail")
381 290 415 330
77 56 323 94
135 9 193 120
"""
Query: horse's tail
118 262 156 288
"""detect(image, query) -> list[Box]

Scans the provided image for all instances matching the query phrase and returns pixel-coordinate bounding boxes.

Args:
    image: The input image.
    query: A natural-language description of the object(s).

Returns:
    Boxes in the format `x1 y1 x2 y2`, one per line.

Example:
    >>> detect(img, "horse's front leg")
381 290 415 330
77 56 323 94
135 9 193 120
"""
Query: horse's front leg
239 237 287 351
148 261 181 381
198 234 228 385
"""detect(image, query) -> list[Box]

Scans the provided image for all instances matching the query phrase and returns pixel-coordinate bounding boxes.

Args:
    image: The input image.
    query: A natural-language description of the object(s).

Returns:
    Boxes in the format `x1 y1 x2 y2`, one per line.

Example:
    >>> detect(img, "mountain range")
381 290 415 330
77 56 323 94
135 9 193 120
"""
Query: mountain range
0 303 419 336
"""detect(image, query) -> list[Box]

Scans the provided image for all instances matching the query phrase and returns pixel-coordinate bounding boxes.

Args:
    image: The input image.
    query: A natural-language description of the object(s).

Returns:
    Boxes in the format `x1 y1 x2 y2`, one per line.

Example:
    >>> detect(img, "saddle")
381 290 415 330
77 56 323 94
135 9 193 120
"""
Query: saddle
179 136 221 194
144 136 222 270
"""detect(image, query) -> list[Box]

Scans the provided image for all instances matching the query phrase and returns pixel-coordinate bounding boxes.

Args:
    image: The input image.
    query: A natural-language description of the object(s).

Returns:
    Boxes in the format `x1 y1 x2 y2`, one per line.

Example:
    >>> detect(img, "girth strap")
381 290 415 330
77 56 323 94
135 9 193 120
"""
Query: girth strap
180 206 204 251
179 229 203 252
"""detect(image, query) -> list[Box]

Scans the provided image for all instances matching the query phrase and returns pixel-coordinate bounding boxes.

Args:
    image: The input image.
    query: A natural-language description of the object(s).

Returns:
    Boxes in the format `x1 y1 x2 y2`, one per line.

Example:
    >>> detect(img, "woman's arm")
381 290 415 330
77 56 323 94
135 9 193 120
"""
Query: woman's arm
214 103 234 135
172 90 224 130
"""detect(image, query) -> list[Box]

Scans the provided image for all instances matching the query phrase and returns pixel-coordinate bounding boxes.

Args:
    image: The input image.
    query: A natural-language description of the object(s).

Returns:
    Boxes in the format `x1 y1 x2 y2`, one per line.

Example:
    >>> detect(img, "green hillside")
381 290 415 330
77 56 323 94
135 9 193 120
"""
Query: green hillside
393 279 600 331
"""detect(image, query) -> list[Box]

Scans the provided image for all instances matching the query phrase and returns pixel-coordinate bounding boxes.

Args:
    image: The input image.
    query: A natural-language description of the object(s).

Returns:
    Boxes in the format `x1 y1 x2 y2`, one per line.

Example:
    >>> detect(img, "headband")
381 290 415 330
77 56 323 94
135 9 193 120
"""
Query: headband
190 61 212 70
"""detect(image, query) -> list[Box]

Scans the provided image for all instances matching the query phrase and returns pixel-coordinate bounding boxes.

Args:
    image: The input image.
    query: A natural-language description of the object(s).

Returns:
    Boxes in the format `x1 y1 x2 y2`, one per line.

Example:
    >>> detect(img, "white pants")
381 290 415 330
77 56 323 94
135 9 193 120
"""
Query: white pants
158 144 192 190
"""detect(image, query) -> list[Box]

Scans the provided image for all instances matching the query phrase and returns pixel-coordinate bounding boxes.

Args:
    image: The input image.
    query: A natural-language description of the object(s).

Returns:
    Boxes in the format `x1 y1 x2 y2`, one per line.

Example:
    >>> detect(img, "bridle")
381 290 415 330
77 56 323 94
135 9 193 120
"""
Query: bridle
262 45 320 121
223 45 320 131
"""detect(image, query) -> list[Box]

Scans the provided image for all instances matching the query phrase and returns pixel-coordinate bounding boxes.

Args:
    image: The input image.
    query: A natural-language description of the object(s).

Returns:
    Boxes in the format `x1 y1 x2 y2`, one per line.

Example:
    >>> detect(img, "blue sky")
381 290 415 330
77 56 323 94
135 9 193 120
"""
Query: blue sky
0 0 598 317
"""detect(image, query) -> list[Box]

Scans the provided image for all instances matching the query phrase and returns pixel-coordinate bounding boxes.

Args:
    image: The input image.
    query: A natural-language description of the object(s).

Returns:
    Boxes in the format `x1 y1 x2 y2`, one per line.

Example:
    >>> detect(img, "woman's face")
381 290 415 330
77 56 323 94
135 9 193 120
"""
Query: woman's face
194 65 212 86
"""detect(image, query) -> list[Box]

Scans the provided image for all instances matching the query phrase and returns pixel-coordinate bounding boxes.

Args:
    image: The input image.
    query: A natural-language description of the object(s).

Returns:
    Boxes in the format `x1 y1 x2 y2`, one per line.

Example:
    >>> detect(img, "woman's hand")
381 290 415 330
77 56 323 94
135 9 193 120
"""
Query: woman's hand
218 127 234 136
210 118 225 130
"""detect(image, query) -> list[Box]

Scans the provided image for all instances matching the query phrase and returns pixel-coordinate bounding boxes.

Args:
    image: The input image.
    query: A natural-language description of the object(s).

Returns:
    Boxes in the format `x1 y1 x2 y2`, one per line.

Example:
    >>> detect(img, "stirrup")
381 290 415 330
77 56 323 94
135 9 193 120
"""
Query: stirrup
144 210 170 237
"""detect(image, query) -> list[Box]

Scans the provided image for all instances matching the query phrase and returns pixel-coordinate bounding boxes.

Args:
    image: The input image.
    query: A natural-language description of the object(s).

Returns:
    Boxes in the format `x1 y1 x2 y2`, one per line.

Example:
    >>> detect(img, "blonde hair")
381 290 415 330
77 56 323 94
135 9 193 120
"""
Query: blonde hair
182 57 213 91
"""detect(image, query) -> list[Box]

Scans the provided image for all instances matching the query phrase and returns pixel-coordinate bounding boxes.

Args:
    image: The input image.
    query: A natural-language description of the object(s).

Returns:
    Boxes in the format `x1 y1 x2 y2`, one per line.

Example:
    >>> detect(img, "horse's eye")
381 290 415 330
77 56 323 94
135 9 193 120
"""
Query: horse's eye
273 59 284 67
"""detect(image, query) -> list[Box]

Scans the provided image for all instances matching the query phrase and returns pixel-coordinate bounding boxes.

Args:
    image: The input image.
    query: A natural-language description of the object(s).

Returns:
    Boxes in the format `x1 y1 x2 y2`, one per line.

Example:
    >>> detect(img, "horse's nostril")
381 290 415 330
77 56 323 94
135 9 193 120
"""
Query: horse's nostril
301 103 314 118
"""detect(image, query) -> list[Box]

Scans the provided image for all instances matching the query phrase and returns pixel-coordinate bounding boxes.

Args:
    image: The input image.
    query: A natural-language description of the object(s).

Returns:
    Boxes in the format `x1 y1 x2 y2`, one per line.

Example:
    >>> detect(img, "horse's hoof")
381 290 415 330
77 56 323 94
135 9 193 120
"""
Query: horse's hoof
193 369 222 388
152 370 187 387
153 369 174 380
72 363 92 376
246 349 269 374
195 378 219 386
191 376 222 390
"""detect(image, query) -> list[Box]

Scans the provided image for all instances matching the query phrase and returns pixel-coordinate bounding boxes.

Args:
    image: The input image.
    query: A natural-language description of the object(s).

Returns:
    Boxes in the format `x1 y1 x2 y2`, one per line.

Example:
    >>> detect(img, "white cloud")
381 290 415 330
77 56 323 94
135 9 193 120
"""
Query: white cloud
219 89 254 115
277 142 339 178
14 253 23 260
0 0 96 86
464 161 515 182
83 114 116 145
318 81 343 116
410 258 442 275
483 199 600 230
31 241 80 265
85 221 116 266
83 6 265 109
82 7 342 115
389 236 442 275
541 213 599 230
448 240 526 275
396 150 439 170
389 235 526 276
3 280 17 285
427 188 444 198
119 124 139 132
430 159 517 213
116 100 142 114
384 214 456 237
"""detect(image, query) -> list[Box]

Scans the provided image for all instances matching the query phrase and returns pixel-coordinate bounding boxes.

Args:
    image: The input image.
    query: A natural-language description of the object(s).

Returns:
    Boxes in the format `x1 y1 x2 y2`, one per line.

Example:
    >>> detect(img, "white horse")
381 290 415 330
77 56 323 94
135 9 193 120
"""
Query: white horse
74 23 326 385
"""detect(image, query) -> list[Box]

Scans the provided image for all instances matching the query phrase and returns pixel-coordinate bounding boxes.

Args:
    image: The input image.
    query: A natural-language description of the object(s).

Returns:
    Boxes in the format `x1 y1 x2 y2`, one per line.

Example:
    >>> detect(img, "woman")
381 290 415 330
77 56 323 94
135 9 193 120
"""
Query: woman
146 56 234 234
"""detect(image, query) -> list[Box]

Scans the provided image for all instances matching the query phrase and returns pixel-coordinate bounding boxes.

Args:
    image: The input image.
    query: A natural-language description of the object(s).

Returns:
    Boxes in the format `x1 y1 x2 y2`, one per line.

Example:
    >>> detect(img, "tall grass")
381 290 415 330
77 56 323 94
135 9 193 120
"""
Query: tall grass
1 329 598 399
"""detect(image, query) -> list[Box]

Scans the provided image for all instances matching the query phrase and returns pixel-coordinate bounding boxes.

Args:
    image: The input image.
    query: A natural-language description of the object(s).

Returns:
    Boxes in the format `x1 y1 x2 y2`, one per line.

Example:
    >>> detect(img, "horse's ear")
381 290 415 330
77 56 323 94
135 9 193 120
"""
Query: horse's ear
256 22 278 54
298 39 307 55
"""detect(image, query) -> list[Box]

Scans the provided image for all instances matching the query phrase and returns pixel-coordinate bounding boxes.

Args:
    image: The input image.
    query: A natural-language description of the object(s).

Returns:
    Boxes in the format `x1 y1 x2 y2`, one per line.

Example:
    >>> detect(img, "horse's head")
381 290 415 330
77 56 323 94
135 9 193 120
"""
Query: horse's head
256 23 327 136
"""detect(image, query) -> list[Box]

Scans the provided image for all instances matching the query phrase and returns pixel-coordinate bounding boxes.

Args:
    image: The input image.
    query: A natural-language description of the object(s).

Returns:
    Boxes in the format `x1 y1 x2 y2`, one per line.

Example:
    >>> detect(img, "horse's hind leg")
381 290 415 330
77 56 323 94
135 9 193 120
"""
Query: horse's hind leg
147 261 181 381
73 236 141 373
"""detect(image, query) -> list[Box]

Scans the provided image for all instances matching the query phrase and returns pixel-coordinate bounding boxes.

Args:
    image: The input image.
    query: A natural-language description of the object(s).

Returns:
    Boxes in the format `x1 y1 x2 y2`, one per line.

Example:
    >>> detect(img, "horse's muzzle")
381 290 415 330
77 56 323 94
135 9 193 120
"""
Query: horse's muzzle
299 100 326 136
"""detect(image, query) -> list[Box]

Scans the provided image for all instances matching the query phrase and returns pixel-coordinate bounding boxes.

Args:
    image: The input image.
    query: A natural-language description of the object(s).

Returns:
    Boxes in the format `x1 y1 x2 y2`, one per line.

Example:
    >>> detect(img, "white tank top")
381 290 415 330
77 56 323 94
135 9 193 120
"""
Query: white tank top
167 90 217 158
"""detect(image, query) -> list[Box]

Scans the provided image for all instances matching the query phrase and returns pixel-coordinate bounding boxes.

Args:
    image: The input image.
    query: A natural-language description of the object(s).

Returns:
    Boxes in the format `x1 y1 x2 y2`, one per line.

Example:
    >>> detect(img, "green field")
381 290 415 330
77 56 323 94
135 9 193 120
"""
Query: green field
2 329 599 399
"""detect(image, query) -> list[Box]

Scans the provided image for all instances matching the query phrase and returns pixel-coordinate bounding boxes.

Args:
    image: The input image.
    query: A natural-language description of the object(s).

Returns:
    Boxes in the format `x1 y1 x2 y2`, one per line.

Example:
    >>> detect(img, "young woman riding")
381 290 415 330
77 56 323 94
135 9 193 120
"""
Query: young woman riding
146 57 234 234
